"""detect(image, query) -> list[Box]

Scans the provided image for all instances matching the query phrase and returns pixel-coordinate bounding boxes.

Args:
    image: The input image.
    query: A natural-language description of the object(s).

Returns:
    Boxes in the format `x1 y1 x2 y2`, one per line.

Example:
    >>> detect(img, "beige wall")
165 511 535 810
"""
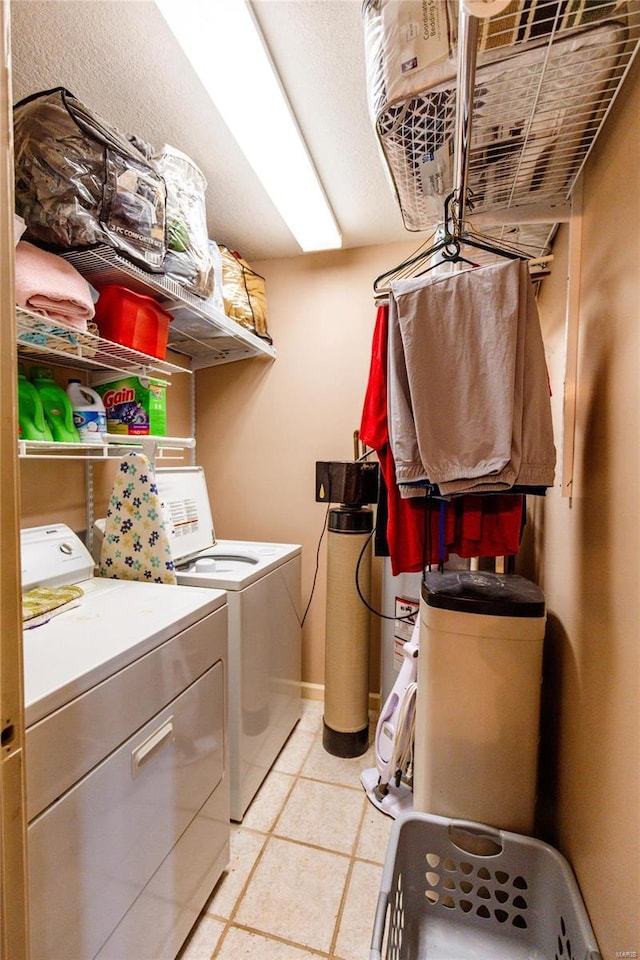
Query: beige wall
521 56 640 954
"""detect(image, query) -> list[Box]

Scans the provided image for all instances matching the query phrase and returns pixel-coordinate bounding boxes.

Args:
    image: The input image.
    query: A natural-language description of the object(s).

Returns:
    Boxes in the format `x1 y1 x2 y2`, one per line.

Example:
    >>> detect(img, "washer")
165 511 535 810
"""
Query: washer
21 523 229 960
155 466 302 822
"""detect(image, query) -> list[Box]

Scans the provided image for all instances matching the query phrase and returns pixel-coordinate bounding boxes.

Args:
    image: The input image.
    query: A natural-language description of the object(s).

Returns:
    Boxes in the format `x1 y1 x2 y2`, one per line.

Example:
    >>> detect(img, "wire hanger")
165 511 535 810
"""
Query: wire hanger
373 1 558 300
373 191 532 297
415 235 478 277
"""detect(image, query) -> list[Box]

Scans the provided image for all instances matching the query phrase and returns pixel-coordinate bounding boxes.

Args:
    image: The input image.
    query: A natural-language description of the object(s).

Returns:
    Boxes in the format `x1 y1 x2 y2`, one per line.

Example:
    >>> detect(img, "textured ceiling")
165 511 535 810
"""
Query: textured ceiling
10 0 417 262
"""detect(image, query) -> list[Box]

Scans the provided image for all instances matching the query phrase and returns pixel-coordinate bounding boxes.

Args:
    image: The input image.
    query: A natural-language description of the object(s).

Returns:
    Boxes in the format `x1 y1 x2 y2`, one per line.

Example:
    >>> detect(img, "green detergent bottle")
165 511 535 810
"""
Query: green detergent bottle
17 364 53 441
30 367 81 443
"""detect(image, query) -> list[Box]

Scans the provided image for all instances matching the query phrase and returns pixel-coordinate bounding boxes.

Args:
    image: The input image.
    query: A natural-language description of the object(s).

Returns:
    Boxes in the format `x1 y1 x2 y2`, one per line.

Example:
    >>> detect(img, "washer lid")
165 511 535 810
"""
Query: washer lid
155 466 216 563
422 571 545 618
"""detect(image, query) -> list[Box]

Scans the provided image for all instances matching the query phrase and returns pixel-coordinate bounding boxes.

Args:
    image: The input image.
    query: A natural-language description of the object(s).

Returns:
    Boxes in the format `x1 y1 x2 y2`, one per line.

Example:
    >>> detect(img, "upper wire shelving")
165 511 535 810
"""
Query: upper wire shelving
62 245 276 369
16 306 186 378
363 0 640 255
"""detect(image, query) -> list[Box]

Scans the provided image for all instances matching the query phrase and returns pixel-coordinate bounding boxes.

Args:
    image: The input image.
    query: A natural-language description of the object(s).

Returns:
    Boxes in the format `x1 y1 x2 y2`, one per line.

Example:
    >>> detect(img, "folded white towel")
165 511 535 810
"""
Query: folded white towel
15 240 95 330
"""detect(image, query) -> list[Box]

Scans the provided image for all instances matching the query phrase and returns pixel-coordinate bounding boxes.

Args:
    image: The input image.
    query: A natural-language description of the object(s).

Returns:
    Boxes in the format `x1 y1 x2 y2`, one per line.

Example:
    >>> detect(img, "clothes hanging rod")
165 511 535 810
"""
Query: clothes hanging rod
451 0 480 236
452 1 513 236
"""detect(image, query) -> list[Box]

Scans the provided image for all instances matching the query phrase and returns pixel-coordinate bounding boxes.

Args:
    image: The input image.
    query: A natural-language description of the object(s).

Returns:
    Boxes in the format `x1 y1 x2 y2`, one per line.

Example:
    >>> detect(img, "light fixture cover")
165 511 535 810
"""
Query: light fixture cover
155 0 342 252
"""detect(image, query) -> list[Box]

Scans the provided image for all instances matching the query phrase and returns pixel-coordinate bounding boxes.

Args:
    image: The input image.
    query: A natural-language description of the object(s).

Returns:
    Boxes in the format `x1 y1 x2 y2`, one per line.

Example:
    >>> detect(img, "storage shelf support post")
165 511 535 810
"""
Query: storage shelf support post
451 0 479 235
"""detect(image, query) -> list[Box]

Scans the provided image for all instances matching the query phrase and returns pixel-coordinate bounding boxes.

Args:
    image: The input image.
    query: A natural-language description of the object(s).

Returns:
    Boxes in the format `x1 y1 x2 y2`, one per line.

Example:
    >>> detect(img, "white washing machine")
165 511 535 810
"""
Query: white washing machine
21 524 229 960
95 466 302 822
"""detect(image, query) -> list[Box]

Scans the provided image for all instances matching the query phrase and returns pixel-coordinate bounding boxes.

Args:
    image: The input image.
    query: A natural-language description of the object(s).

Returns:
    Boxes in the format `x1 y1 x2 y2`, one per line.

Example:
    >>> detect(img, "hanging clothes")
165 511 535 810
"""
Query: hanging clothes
387 259 556 496
454 494 525 559
360 303 524 576
360 304 451 572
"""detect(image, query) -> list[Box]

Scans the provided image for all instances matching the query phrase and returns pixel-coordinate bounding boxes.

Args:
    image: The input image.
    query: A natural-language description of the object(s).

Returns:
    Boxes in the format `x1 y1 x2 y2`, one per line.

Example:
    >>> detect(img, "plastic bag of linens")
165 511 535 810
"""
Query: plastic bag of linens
152 145 214 299
13 87 166 271
219 245 271 343
207 240 225 315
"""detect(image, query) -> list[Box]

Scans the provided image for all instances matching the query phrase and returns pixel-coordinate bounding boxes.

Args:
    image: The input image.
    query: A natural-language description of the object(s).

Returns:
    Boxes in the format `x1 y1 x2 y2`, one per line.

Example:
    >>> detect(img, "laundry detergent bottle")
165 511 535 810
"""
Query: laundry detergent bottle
30 367 81 443
17 364 53 441
67 379 107 442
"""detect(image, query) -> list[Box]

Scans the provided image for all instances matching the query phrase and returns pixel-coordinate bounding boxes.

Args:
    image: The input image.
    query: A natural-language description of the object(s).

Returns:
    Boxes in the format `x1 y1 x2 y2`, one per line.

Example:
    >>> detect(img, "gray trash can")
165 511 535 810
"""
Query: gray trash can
413 571 546 834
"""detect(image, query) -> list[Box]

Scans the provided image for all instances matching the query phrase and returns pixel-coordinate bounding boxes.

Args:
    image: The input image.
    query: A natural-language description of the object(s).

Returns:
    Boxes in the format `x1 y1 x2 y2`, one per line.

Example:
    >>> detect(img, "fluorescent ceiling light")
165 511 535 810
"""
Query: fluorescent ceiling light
155 0 342 252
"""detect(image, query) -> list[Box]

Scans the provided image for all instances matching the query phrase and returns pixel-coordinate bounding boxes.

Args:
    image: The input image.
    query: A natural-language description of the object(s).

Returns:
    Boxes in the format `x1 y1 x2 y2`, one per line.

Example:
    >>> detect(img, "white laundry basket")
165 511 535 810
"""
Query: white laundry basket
370 812 602 960
413 571 546 834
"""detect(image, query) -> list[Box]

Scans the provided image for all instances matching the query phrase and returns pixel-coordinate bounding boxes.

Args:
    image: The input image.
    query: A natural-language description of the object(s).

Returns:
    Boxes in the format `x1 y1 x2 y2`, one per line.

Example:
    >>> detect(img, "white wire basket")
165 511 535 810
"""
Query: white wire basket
362 0 640 245
370 813 602 960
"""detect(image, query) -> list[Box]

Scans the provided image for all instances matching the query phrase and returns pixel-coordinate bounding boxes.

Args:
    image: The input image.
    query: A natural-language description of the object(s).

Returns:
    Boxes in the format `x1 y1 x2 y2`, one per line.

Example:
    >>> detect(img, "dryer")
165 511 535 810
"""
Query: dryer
95 466 302 822
21 524 229 960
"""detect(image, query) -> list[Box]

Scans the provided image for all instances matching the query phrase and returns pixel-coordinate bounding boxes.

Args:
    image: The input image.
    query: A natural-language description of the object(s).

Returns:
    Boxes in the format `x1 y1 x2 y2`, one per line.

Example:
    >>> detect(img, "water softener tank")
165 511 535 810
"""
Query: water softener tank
413 570 546 834
323 506 373 758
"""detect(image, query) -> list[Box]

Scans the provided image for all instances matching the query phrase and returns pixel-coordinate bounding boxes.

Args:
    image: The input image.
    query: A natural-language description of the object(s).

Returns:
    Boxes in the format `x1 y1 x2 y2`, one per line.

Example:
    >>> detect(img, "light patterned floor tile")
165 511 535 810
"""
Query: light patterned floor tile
215 926 321 959
234 836 350 953
356 801 394 865
273 728 316 775
297 698 324 733
274 777 365 855
205 827 267 920
333 860 384 960
176 915 224 960
176 698 396 960
301 735 376 790
240 770 295 833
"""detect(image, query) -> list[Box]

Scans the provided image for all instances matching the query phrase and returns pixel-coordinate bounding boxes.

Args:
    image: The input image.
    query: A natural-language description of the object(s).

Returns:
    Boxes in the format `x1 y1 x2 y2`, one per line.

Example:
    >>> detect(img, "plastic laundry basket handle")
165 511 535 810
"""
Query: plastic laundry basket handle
448 820 504 858
369 890 389 960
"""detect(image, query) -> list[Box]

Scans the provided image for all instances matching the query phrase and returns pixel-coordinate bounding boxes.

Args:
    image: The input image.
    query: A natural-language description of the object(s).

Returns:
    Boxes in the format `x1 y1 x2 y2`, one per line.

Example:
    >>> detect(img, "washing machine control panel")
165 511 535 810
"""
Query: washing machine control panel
21 524 94 591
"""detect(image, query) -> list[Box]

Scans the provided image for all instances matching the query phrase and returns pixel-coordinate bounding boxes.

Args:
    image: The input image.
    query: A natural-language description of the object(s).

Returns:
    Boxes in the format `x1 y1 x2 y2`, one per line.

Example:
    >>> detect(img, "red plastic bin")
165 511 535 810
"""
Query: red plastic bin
94 285 173 360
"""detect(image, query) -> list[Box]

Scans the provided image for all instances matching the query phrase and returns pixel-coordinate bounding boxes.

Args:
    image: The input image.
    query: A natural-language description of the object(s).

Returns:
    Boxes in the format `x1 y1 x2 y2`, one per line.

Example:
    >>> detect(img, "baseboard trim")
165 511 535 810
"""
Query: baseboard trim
301 681 380 715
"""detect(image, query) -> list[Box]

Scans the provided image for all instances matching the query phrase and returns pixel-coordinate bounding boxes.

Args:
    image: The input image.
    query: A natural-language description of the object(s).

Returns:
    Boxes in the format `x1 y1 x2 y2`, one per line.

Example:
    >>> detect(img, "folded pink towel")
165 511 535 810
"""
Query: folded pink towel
15 241 95 330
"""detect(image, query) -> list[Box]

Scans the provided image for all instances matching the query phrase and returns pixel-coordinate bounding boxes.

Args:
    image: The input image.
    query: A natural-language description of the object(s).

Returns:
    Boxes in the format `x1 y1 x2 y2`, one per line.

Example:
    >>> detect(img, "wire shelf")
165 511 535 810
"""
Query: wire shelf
62 246 277 368
18 435 195 461
16 307 187 378
364 0 640 244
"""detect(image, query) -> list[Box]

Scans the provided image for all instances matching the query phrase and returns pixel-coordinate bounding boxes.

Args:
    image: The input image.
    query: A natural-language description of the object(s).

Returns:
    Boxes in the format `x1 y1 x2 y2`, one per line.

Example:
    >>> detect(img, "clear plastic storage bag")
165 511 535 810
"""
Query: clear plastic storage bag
14 87 167 272
153 145 213 299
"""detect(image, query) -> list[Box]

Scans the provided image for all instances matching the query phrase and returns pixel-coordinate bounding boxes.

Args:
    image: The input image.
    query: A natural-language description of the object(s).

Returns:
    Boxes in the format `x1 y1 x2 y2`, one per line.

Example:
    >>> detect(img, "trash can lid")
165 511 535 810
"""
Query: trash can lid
422 571 545 618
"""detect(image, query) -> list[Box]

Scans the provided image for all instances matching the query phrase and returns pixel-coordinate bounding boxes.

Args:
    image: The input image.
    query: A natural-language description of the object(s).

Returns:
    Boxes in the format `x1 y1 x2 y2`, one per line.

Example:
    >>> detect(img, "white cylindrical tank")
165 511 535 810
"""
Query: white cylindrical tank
323 507 373 758
413 570 546 834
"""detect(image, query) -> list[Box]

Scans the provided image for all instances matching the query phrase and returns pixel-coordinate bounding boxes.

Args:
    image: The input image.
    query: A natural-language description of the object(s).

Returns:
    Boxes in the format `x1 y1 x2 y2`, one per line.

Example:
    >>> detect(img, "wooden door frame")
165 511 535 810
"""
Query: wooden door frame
0 0 29 956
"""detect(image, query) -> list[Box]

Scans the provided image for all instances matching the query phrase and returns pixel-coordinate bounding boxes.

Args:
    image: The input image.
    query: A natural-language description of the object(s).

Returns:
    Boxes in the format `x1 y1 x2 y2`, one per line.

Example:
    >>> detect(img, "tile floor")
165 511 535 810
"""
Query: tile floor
178 699 393 960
